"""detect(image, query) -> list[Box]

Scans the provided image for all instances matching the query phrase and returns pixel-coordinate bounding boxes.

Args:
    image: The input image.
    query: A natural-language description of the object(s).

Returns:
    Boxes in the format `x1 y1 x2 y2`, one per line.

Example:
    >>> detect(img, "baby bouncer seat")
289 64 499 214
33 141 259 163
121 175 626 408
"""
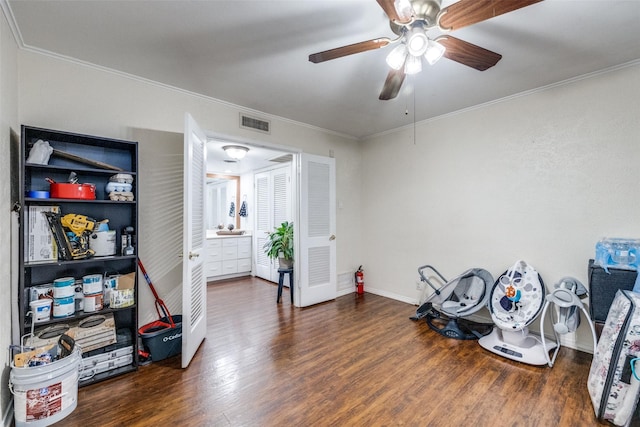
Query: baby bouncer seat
411 265 494 340
479 260 554 365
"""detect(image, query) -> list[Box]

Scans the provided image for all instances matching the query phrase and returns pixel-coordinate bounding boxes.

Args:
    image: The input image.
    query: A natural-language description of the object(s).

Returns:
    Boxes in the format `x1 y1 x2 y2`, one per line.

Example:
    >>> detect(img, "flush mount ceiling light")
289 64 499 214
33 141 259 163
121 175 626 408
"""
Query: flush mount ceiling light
222 145 249 160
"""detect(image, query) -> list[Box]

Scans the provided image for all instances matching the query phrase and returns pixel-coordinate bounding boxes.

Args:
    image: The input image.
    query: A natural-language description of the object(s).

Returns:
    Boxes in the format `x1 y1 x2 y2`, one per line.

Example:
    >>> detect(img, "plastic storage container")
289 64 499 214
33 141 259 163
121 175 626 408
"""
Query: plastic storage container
139 315 182 361
10 346 81 427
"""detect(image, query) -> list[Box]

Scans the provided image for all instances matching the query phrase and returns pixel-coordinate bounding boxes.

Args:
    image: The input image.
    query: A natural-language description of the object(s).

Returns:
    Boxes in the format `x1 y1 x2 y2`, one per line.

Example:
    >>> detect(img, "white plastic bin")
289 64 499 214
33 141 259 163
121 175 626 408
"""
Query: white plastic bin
10 346 81 427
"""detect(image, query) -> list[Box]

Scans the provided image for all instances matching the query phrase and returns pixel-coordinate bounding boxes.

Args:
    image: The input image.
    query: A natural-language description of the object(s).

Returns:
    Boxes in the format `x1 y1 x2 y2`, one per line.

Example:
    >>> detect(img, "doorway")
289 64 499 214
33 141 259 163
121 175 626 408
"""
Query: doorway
205 136 296 282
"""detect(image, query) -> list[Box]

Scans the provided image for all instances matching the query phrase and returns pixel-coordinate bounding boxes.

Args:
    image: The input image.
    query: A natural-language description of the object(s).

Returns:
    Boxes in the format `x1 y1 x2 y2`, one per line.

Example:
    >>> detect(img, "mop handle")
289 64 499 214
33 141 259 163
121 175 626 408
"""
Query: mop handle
137 259 175 327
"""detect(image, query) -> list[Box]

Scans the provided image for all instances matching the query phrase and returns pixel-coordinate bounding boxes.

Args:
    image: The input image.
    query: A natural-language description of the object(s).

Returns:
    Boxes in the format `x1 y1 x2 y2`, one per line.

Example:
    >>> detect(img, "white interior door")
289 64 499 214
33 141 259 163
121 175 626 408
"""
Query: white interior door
298 153 336 307
254 171 271 280
182 113 207 368
254 165 292 282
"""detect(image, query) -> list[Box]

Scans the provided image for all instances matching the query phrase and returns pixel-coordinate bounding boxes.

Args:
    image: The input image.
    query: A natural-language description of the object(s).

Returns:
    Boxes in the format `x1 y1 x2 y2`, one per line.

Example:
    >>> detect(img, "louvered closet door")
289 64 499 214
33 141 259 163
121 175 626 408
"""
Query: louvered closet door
254 171 271 280
271 168 291 282
254 166 292 282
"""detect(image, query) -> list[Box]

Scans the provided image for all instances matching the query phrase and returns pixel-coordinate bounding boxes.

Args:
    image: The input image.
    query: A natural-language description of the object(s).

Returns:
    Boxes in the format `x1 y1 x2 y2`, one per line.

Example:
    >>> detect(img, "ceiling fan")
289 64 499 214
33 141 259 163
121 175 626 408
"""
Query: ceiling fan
309 0 543 100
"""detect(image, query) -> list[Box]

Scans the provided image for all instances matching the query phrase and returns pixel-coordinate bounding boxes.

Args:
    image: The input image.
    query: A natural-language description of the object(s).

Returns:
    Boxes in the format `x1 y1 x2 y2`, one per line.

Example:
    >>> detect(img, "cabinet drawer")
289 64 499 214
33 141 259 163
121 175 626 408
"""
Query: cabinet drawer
237 241 252 258
237 236 251 246
222 238 238 248
222 246 238 260
222 260 238 274
207 239 222 249
206 242 223 263
207 261 222 277
237 258 252 273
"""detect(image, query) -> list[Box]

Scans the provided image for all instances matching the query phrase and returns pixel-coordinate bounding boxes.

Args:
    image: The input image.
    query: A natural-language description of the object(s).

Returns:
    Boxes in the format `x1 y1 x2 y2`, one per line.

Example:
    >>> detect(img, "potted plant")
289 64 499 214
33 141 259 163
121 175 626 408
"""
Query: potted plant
264 221 293 269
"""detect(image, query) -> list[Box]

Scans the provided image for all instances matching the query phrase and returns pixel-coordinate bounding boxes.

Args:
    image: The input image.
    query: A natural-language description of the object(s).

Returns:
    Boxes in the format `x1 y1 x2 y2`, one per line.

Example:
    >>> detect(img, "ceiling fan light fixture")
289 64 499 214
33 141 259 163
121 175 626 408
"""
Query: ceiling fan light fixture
386 43 407 70
223 145 249 160
424 39 446 65
406 26 428 56
404 54 422 75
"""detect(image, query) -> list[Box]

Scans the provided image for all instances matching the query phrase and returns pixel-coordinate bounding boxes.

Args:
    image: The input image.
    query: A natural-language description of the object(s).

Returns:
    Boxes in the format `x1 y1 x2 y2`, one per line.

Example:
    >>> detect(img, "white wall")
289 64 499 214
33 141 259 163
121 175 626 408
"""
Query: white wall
14 30 636 368
361 63 640 351
0 6 18 425
16 49 363 318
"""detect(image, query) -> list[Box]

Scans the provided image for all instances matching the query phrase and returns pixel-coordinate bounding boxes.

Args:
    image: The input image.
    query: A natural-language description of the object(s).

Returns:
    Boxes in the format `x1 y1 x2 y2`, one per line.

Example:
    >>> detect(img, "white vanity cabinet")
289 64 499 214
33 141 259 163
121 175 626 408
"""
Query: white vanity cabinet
206 235 252 280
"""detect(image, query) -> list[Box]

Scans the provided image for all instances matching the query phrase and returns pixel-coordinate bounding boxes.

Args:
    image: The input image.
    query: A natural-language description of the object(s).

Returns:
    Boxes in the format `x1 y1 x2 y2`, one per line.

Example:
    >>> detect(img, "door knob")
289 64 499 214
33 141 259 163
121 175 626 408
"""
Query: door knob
188 252 199 260
329 235 336 241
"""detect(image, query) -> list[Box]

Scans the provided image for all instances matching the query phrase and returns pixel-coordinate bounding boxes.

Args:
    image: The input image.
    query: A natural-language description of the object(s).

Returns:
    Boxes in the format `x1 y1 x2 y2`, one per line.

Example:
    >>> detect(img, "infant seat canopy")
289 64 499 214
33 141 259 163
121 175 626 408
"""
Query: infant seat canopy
411 266 494 340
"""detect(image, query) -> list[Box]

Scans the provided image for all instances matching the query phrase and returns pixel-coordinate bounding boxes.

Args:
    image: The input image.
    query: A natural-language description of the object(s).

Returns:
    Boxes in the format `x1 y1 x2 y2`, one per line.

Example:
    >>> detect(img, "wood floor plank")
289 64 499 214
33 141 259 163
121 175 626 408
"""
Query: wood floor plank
52 276 612 426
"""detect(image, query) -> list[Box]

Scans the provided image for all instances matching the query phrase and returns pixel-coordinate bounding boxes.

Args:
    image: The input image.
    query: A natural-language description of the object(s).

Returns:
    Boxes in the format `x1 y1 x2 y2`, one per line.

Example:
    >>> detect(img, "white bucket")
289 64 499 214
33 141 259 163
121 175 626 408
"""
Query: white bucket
29 299 52 323
82 274 103 295
53 277 75 298
52 297 75 318
10 346 81 427
83 293 103 313
89 230 116 256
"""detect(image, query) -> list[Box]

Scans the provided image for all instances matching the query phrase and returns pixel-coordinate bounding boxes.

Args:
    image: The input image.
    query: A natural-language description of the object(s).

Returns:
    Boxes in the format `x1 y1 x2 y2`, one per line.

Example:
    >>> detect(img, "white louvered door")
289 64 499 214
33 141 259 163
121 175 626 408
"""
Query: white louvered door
182 113 207 368
254 165 292 282
254 171 271 280
299 153 336 307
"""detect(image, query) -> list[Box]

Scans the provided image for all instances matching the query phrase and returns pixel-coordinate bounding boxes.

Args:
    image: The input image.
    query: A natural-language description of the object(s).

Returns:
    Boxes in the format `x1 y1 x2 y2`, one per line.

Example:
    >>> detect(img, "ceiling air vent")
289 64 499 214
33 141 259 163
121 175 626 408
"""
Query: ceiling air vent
269 153 293 163
240 113 270 134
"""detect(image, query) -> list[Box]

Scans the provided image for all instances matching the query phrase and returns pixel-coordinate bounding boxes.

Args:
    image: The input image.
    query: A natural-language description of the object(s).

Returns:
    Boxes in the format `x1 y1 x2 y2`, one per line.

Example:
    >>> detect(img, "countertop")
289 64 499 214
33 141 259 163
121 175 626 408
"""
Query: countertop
206 230 252 239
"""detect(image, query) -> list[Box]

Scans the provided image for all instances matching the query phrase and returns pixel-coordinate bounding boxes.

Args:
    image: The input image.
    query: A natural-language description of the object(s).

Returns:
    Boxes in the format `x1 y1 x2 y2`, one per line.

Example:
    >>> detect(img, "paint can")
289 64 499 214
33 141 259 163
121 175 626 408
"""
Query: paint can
89 230 116 256
53 277 75 298
52 296 75 318
29 299 52 323
74 284 84 312
83 293 103 313
82 274 103 295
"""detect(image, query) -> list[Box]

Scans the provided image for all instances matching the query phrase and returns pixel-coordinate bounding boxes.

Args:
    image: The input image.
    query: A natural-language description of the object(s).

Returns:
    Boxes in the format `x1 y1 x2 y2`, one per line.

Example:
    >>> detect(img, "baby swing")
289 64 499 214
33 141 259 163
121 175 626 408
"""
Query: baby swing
540 277 597 367
411 265 494 340
478 260 554 365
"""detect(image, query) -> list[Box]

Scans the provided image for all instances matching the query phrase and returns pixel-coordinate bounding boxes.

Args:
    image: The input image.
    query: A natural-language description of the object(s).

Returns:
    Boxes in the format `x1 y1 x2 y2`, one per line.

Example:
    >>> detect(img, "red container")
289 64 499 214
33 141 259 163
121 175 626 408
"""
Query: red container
49 183 96 199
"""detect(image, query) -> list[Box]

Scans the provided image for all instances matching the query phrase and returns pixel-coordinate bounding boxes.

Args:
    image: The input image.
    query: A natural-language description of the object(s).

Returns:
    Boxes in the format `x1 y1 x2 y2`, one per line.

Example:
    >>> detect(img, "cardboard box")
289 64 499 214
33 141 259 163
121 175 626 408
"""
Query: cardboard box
25 205 59 262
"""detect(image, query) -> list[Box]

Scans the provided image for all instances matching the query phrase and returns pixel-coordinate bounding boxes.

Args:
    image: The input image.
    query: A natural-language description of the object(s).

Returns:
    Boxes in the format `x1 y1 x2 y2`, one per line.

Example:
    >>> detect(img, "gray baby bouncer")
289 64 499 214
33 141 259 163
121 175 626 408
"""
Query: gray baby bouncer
411 265 494 340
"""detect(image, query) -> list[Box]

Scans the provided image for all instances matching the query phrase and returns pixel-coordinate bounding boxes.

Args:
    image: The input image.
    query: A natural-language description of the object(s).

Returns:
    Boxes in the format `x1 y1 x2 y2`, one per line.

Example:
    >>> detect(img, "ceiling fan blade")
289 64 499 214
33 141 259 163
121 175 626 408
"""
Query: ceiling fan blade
439 0 543 31
437 35 502 71
376 0 412 24
379 68 406 100
309 38 391 63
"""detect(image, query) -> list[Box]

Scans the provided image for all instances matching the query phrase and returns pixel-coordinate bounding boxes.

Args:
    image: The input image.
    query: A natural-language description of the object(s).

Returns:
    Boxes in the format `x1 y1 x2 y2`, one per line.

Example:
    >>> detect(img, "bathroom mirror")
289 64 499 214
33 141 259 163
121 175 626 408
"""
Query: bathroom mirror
206 173 240 230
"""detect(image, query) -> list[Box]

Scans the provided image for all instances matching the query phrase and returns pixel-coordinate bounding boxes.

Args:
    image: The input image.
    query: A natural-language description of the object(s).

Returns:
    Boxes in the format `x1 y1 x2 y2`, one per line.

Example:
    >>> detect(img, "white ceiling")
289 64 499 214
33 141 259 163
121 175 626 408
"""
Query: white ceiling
6 0 640 144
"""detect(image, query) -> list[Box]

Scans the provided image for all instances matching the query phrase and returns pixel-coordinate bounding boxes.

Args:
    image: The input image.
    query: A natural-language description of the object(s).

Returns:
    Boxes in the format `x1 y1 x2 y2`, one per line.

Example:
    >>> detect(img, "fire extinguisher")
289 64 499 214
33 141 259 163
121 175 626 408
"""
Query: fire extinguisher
355 265 364 295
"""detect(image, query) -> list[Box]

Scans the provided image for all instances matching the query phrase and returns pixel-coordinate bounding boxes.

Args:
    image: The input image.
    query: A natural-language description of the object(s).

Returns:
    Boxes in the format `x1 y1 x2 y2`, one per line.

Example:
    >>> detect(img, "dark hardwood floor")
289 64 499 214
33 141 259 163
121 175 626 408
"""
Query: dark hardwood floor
54 276 609 426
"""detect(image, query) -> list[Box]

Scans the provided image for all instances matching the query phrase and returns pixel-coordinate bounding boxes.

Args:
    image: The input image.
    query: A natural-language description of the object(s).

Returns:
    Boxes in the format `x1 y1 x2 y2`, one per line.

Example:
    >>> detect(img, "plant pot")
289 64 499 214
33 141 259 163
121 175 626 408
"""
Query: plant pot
278 257 293 269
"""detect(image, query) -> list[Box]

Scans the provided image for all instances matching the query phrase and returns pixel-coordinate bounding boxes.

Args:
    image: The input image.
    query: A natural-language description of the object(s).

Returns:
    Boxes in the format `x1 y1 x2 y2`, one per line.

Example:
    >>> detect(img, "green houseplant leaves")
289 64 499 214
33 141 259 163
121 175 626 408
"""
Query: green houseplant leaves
263 221 293 267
